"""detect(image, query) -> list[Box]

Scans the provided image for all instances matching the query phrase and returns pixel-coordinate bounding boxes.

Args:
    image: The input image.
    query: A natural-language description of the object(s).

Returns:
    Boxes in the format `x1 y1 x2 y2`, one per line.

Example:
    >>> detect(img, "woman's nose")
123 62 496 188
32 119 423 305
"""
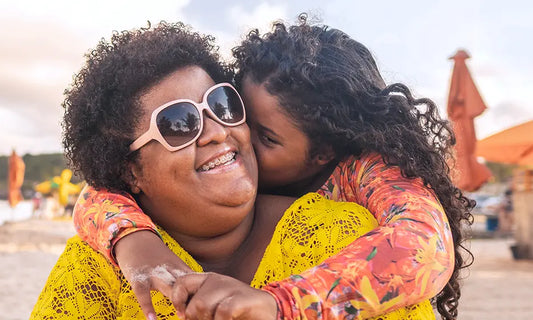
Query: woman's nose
196 113 230 146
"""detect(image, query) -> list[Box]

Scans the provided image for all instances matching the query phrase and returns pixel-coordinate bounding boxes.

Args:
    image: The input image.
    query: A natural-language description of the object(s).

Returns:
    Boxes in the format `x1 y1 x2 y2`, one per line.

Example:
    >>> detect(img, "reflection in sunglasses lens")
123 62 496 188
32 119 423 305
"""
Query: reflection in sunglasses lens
157 102 200 147
207 86 244 124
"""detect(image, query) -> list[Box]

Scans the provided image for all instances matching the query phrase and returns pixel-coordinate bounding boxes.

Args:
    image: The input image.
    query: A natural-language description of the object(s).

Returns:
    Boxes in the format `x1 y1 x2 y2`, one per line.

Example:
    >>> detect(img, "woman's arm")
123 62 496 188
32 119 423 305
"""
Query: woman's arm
73 185 192 320
263 153 454 319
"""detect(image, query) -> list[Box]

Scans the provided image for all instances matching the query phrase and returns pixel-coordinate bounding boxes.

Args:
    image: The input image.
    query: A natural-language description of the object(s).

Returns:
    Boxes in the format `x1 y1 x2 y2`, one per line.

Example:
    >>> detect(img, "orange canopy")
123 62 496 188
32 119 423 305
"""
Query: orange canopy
8 150 25 208
477 120 533 166
447 50 492 191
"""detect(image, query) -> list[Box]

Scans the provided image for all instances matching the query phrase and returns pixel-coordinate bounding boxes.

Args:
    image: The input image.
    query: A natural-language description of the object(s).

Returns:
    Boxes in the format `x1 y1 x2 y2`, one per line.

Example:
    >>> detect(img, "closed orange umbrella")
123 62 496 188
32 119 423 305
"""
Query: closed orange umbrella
477 120 533 165
447 49 492 191
8 150 25 208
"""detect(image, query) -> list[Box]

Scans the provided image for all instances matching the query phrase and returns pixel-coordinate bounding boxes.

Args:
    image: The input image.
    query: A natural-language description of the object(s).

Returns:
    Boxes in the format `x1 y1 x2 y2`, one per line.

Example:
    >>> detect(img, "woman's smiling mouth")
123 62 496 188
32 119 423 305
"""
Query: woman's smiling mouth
199 151 237 172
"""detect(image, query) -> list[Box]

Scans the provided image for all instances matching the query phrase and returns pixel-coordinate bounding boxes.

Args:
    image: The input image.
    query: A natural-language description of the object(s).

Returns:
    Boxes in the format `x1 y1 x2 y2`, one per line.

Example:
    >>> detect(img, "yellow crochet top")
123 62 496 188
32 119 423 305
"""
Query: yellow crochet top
31 193 434 319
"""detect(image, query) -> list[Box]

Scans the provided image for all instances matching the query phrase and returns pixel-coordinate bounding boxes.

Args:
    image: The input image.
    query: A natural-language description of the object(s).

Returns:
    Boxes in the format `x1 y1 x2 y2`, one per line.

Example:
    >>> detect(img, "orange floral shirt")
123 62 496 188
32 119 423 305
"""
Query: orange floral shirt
73 152 453 319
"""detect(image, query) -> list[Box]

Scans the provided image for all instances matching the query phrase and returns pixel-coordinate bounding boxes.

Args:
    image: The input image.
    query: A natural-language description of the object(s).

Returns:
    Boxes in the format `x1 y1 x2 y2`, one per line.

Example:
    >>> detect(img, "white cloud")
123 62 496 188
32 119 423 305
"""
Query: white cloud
228 2 289 34
205 2 290 60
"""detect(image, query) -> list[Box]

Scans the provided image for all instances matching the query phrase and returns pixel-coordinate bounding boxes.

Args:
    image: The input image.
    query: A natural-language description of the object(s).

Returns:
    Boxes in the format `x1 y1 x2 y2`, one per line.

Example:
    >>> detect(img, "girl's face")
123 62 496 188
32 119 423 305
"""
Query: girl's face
241 77 329 193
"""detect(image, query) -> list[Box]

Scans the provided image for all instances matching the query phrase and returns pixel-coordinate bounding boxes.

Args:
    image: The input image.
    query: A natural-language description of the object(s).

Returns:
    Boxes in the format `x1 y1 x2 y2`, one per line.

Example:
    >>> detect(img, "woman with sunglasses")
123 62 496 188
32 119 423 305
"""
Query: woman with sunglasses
31 21 433 320
64 17 472 320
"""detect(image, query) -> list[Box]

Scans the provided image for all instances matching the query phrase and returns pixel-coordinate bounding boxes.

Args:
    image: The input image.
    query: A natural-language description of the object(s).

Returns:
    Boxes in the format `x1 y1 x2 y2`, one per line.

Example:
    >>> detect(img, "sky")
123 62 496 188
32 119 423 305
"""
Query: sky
1 0 532 156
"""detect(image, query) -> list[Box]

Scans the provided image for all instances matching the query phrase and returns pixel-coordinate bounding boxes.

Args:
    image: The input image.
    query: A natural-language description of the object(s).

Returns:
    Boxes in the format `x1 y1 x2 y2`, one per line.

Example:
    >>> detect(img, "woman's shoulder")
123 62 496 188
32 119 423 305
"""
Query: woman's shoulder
61 236 122 284
280 193 377 233
62 235 114 264
38 236 122 298
251 193 378 288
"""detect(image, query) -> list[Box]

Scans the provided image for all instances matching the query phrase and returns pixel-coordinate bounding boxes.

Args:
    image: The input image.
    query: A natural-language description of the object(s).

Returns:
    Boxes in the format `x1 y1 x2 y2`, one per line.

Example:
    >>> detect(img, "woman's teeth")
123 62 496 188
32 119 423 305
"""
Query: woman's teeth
200 152 236 171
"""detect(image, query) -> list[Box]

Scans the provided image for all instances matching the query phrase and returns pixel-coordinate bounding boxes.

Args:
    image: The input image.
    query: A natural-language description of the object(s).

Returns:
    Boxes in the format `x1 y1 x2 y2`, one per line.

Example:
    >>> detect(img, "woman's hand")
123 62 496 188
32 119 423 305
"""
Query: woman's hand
170 272 278 320
114 230 193 320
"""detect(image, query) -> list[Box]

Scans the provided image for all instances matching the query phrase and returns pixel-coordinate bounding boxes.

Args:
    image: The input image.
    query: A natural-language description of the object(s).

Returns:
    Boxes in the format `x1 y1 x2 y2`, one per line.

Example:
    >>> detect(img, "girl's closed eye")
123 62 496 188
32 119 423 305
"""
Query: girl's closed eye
258 131 279 146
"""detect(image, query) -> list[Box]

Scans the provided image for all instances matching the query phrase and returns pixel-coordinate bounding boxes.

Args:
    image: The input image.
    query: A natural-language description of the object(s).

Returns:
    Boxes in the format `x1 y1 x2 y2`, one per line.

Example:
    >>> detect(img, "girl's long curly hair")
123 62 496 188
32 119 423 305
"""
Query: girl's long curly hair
233 15 474 320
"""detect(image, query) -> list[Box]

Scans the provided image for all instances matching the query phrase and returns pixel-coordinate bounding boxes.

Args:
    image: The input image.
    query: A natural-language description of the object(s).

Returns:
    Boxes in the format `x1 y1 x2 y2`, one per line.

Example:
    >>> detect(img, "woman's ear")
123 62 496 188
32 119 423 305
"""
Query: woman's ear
312 146 336 166
126 161 142 194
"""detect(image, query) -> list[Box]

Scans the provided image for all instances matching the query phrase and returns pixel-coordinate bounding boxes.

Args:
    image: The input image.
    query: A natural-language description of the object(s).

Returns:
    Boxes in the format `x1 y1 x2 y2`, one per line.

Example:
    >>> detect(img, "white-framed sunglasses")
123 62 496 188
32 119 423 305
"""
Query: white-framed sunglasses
130 83 246 152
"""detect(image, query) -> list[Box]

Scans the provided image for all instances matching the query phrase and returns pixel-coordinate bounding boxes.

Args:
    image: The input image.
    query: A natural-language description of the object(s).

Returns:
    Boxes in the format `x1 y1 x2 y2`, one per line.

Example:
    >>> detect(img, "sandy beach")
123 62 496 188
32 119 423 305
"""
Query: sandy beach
1 218 532 320
0 218 76 320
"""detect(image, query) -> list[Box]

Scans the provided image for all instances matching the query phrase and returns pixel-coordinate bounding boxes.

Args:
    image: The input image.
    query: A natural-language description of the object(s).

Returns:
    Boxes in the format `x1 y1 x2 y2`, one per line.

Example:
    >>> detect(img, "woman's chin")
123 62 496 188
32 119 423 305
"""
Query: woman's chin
219 178 257 208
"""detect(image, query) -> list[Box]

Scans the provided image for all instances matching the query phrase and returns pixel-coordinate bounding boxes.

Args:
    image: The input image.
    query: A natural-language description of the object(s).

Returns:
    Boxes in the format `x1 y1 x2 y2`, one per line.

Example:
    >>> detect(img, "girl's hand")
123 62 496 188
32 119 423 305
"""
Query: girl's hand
114 230 193 320
170 272 278 320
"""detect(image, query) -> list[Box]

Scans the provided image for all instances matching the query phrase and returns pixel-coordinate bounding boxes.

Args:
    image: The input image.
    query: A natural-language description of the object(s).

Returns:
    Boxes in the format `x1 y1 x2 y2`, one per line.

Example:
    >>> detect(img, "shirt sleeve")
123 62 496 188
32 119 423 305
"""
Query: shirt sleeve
73 185 160 266
262 153 454 319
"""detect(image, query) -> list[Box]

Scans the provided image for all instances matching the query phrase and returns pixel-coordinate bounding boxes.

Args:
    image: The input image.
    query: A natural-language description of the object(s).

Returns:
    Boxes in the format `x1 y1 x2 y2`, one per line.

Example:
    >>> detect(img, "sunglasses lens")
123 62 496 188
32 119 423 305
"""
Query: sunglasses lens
207 86 244 124
156 102 201 147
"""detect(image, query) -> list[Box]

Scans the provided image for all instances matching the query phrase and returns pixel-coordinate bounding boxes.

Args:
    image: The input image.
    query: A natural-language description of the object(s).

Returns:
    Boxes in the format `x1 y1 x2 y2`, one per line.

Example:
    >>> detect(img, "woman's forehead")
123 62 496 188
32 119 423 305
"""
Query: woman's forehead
140 67 215 111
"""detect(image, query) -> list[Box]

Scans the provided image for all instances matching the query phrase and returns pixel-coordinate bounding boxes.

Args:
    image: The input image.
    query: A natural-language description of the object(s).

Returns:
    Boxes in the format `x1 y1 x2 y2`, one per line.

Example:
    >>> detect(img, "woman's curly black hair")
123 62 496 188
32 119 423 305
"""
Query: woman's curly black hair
62 21 232 192
233 15 474 320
